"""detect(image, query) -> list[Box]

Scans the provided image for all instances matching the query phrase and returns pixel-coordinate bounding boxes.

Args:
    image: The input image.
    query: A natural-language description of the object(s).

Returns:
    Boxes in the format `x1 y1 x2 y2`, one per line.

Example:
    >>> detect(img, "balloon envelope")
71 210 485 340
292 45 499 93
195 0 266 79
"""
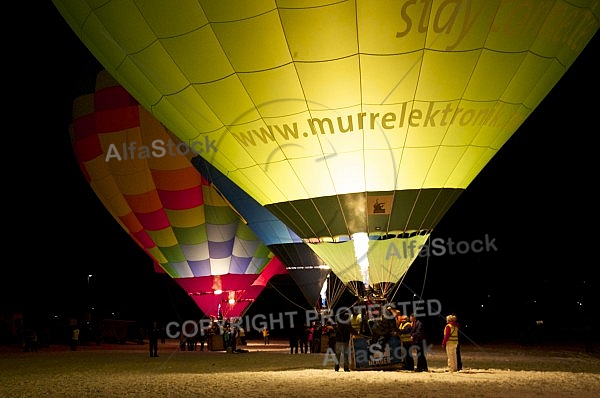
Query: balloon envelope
57 1 599 298
71 71 285 318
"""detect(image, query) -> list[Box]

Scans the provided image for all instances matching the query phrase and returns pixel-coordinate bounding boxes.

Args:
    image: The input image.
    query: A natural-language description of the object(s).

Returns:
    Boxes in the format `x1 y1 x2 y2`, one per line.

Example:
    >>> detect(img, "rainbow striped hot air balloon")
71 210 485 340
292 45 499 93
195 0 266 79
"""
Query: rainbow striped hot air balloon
70 71 285 318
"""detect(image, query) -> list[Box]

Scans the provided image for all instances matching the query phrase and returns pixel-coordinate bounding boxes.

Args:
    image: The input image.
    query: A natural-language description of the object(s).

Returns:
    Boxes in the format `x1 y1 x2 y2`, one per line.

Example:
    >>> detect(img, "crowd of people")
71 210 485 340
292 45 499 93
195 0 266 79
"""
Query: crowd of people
143 310 463 374
283 309 460 374
287 321 325 355
174 321 248 355
290 307 463 373
388 310 462 373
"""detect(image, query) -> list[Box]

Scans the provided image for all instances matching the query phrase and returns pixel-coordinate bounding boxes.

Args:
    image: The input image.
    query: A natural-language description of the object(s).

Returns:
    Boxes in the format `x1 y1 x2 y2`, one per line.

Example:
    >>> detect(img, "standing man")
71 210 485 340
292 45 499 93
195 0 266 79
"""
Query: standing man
289 326 299 354
410 313 429 372
299 322 309 353
148 320 159 357
453 313 463 370
312 321 322 353
333 320 360 372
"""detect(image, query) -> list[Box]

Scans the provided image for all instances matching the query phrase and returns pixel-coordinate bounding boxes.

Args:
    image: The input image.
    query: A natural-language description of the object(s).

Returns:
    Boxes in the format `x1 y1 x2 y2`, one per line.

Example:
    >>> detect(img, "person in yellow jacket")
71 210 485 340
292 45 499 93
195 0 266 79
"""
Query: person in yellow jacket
350 308 363 334
398 315 413 370
442 315 460 372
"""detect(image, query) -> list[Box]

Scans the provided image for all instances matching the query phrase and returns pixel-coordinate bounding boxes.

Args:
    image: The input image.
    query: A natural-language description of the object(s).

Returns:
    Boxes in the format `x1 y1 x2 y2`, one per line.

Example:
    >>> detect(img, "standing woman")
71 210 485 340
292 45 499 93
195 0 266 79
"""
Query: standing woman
442 315 460 372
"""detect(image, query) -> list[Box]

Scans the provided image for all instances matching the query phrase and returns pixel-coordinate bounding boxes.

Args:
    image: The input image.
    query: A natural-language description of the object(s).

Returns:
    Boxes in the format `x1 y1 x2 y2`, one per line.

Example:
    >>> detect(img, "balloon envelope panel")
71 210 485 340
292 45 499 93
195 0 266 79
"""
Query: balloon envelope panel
175 257 287 318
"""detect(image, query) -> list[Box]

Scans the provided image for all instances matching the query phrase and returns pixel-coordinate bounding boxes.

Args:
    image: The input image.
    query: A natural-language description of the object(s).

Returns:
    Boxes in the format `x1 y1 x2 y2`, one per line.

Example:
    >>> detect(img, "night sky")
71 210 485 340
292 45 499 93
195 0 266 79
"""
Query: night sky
4 3 598 339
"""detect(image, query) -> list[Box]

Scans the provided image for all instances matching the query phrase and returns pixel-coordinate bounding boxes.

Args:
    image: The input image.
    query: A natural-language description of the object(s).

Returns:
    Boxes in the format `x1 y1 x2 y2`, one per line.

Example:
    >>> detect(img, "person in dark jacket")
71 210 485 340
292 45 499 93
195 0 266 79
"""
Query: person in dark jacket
289 326 299 354
299 322 310 353
325 321 336 351
410 313 428 372
311 321 322 353
148 320 159 357
452 313 463 370
333 321 360 372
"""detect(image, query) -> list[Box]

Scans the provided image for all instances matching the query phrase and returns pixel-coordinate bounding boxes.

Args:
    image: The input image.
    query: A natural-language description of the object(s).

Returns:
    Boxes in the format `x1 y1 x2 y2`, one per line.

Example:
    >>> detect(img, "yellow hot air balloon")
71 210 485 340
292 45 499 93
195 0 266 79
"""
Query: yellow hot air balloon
54 0 599 301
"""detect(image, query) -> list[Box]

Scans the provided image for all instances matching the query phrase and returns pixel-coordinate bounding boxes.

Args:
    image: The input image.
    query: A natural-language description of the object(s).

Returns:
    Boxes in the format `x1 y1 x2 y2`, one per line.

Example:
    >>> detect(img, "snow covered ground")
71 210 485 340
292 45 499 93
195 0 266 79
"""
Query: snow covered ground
1 339 599 397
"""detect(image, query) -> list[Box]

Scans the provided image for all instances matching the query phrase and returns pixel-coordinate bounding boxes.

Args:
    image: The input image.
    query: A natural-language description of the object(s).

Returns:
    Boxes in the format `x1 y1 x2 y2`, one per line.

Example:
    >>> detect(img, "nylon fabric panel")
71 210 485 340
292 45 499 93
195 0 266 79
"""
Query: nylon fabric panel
208 240 235 260
366 235 429 286
229 256 252 275
211 11 290 72
210 257 234 276
172 224 207 246
94 106 139 133
464 52 526 101
296 57 361 110
286 267 331 308
157 186 203 210
135 208 170 231
189 259 212 277
166 208 206 230
205 223 236 244
280 1 357 62
396 147 438 188
161 27 231 84
159 244 188 265
238 66 306 118
155 87 222 139
125 191 163 215
180 240 209 262
152 168 203 193
267 188 463 239
235 223 264 242
203 202 240 226
170 262 195 278
232 237 261 261
308 240 362 285
199 0 274 23
136 0 208 37
416 51 480 101
146 227 179 250
361 53 421 106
